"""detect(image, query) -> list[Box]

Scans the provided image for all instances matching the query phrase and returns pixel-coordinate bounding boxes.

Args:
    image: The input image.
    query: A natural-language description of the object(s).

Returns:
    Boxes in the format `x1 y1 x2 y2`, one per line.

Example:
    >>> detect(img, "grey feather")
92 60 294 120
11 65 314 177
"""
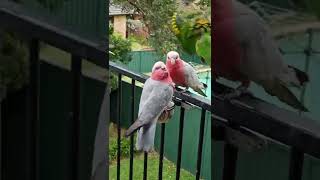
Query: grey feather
125 78 174 152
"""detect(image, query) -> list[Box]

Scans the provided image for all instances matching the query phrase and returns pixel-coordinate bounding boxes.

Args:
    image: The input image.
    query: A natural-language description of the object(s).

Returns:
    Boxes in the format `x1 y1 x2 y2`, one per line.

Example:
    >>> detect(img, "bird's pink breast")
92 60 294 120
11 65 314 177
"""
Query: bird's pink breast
166 60 186 86
213 0 245 82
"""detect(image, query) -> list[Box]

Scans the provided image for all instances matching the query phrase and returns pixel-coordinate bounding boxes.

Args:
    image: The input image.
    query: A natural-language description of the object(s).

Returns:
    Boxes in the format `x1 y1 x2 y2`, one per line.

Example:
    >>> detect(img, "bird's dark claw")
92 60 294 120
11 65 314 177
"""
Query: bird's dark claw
222 86 253 100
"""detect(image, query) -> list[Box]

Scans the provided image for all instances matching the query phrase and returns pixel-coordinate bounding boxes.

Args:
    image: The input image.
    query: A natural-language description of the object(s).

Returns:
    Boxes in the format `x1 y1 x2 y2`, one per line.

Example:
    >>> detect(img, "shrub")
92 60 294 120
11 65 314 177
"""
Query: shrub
109 132 135 161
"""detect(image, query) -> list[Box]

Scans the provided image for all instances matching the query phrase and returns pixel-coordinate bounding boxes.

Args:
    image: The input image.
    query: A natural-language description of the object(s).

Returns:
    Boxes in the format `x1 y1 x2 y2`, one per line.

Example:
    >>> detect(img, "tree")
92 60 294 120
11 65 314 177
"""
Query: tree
111 0 179 55
0 30 28 94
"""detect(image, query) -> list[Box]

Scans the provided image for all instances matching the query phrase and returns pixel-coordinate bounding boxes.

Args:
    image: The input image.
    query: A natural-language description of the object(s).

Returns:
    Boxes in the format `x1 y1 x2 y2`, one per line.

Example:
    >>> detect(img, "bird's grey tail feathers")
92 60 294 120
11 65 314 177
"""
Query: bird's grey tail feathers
263 80 308 112
288 65 309 86
125 120 144 137
136 123 157 152
195 88 207 97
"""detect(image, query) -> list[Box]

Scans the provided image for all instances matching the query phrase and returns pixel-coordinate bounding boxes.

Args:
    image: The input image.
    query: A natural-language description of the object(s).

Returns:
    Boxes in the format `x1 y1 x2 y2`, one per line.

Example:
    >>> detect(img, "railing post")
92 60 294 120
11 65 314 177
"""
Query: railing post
0 85 5 180
117 74 122 180
288 148 304 180
176 104 186 180
27 39 40 180
158 124 166 180
71 55 82 180
129 79 135 180
143 152 148 180
195 109 206 180
222 143 238 180
222 121 239 180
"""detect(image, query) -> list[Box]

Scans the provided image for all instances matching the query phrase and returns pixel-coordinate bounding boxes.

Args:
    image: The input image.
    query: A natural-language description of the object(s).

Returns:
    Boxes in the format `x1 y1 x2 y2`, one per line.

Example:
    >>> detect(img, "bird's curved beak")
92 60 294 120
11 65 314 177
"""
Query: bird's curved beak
170 58 176 65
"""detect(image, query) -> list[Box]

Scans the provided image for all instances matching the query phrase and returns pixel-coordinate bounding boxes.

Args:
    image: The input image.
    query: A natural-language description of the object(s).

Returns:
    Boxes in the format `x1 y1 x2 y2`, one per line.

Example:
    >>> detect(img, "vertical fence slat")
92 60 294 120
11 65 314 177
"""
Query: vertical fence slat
195 109 206 180
176 106 185 180
222 143 238 180
0 87 2 180
129 79 135 180
71 55 81 180
28 39 40 180
288 148 304 180
117 74 122 180
143 152 148 180
158 124 166 180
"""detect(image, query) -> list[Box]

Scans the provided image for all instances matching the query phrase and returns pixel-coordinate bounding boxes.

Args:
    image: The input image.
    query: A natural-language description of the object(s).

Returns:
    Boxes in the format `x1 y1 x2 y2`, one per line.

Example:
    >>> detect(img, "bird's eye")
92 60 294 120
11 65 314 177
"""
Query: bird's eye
155 66 161 70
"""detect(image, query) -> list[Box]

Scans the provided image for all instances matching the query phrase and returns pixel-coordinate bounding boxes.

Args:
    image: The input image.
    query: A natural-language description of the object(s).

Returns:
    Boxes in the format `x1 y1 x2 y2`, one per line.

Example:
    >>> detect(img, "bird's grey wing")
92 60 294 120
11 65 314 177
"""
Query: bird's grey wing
138 78 154 113
138 83 173 125
183 62 202 87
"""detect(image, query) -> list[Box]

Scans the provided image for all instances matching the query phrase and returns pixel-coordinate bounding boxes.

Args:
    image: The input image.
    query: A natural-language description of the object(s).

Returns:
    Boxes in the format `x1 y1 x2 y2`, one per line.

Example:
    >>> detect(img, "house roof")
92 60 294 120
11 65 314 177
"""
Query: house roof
109 4 133 16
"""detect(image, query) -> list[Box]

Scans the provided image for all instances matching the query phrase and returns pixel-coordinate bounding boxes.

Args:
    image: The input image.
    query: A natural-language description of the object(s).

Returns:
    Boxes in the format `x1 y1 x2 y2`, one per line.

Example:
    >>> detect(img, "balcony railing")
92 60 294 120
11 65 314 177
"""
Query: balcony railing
1 1 320 180
109 61 211 180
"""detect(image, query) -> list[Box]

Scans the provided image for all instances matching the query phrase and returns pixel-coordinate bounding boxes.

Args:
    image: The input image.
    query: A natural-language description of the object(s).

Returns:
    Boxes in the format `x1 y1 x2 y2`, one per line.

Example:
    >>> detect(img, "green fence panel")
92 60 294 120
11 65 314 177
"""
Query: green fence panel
128 50 203 73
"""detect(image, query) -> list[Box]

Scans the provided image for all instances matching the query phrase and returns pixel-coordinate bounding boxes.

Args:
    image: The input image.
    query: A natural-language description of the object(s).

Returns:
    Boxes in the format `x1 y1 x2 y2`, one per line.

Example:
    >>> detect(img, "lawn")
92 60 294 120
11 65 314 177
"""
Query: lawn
108 124 196 180
109 152 196 180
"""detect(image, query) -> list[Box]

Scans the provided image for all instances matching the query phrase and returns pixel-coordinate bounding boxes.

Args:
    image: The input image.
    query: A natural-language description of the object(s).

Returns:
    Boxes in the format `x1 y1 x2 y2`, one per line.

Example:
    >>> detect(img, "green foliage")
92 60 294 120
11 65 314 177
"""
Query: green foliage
111 0 179 55
0 30 28 92
305 0 320 18
109 24 132 91
109 33 132 64
172 8 211 65
109 131 133 161
290 0 320 18
196 32 211 65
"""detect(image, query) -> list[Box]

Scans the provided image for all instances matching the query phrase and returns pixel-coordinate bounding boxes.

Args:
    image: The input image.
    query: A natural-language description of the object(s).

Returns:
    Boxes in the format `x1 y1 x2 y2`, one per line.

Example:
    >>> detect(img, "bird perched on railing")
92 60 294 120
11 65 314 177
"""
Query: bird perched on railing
166 51 208 97
171 7 211 65
125 61 175 152
213 0 309 111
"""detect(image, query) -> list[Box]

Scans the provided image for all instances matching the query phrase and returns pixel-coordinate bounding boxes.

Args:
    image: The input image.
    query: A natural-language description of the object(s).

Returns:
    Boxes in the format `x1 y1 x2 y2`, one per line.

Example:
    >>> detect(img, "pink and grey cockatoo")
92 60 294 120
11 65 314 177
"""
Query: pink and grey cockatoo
125 61 175 152
166 51 208 97
213 0 309 111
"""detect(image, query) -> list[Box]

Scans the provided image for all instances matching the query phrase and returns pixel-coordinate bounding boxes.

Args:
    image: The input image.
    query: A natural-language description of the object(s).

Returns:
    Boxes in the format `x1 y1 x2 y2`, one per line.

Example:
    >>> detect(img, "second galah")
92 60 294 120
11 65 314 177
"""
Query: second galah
214 0 309 111
125 61 174 152
166 51 208 97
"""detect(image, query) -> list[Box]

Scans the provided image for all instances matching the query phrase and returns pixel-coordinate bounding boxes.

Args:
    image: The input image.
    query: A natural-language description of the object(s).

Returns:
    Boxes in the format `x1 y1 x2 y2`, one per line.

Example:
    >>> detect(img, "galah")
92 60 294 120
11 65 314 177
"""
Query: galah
125 61 174 152
166 51 208 97
213 0 309 111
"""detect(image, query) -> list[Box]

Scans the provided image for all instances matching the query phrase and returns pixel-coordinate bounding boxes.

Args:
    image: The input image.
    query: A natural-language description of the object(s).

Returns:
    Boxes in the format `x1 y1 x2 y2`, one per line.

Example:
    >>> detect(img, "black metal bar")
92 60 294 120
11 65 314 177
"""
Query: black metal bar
222 143 238 180
0 93 1 180
117 74 122 180
176 106 185 180
288 148 304 180
71 55 82 180
143 152 148 180
28 39 40 180
0 86 5 180
195 109 206 180
213 81 320 159
129 79 135 180
158 124 166 180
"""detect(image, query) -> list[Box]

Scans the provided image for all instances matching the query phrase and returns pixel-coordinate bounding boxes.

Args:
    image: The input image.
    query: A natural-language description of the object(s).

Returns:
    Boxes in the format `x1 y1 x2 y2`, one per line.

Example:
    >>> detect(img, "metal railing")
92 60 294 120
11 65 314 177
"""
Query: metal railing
212 80 320 180
2 1 320 180
0 1 106 180
0 1 211 180
109 61 211 180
